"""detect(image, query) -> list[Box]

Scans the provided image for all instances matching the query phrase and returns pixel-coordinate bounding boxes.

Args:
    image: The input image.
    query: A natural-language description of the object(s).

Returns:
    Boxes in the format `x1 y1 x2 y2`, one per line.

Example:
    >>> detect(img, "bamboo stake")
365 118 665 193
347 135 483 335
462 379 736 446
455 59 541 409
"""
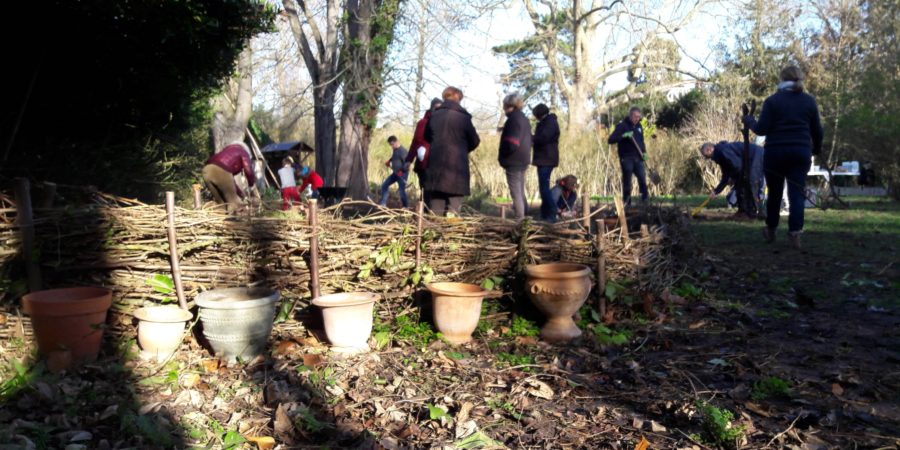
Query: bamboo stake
165 192 188 310
309 199 320 299
415 200 424 267
595 220 607 319
192 184 202 210
14 178 41 292
582 195 591 229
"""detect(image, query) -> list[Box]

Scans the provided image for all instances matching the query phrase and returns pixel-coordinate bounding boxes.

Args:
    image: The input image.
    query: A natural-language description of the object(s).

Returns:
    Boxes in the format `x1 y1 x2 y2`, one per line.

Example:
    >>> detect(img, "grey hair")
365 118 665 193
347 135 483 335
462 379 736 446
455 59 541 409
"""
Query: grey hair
699 142 714 154
502 93 524 111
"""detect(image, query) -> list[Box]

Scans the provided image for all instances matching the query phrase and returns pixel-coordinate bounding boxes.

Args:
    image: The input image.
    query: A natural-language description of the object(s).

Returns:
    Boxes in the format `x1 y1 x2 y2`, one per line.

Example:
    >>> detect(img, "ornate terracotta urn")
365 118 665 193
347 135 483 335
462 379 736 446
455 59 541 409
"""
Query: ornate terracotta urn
524 263 592 343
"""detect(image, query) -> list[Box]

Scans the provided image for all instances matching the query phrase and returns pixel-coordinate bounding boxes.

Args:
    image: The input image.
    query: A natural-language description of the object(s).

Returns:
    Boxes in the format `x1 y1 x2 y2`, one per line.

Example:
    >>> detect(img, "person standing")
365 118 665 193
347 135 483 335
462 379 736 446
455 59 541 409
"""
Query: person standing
608 107 648 206
424 86 481 216
699 141 765 207
531 103 560 221
498 93 532 220
379 136 410 208
278 156 301 211
743 66 824 249
406 98 442 206
202 141 256 213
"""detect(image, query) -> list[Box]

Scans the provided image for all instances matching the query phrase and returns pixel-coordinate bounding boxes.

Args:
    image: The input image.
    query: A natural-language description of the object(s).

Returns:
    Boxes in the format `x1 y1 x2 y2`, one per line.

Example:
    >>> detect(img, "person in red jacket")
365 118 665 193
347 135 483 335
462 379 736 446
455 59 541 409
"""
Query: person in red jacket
405 98 442 205
202 142 256 212
299 166 324 199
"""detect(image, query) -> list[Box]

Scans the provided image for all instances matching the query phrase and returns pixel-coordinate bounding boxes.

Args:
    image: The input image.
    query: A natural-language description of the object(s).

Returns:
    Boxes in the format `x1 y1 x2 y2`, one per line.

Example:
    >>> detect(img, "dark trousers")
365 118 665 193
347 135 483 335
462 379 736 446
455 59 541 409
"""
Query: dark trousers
416 171 432 205
428 191 463 216
537 166 555 221
379 172 408 207
620 157 648 205
764 147 811 232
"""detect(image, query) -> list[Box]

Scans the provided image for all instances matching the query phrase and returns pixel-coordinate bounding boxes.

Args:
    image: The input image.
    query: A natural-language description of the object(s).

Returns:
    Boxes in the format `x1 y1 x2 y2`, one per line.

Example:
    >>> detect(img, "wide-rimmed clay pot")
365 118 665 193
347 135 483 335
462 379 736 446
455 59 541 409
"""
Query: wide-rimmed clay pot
133 306 193 362
524 263 592 343
21 287 112 371
312 292 379 354
195 287 280 363
427 282 488 345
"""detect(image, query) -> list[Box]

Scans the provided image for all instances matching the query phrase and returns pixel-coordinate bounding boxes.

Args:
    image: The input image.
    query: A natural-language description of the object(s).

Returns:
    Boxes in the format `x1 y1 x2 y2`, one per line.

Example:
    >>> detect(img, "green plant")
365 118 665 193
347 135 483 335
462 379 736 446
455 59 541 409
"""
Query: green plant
673 281 704 299
358 229 414 280
751 376 791 400
496 352 534 369
445 351 470 360
294 406 327 433
393 315 438 348
0 360 43 401
591 324 630 345
695 401 745 449
486 398 524 421
427 404 449 420
146 274 177 304
504 316 539 338
407 264 434 286
480 275 504 291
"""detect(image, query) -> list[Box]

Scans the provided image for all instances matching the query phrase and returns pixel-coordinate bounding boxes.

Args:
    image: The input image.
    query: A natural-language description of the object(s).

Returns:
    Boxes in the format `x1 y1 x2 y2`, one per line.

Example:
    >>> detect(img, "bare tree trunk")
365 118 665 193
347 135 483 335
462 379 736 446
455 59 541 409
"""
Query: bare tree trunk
412 0 428 124
314 85 339 184
337 102 371 198
210 46 253 152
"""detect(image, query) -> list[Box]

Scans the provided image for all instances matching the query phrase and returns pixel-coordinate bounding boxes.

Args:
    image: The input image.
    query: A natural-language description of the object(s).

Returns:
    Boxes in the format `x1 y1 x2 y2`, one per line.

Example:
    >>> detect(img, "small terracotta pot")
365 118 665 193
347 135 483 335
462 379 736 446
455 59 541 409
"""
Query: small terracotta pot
524 263 592 343
133 306 193 362
21 287 112 371
312 292 379 354
427 282 488 345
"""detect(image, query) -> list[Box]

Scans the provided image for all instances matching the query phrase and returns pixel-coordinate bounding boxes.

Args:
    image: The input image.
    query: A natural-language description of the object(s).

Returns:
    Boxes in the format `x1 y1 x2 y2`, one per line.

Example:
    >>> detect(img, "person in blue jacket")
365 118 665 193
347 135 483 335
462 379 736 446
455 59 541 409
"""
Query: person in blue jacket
700 141 765 206
608 107 648 205
743 66 824 249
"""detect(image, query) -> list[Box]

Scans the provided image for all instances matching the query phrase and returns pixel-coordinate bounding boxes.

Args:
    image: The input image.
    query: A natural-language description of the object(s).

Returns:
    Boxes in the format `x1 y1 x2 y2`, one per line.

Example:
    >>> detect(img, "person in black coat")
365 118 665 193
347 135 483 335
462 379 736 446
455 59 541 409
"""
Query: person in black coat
498 93 532 219
531 103 560 221
608 106 648 205
424 86 481 216
743 66 824 249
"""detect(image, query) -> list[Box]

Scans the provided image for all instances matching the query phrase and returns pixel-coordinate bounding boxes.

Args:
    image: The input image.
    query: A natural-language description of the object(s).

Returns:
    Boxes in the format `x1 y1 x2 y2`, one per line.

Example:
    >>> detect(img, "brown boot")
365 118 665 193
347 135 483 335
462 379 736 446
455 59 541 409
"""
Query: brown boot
788 231 802 250
762 227 775 243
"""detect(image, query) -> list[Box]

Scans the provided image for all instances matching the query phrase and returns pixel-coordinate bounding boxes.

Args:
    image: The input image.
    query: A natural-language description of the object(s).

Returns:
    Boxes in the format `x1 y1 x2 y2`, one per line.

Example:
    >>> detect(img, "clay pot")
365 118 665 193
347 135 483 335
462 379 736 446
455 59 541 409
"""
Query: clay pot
427 282 488 345
524 263 592 343
195 287 280 363
21 287 112 371
312 292 379 354
133 306 193 362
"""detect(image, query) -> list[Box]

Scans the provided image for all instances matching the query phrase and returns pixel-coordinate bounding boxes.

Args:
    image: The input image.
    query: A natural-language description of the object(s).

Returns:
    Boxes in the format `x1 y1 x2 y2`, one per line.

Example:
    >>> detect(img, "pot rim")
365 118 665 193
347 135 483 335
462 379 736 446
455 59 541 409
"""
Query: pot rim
426 282 488 297
133 306 193 323
195 287 280 310
22 287 112 316
312 292 379 308
524 263 591 279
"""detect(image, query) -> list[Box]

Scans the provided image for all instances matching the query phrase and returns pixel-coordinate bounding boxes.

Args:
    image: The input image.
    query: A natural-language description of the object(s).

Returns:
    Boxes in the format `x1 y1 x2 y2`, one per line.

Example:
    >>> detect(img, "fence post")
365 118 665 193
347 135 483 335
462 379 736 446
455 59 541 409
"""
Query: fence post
14 178 41 292
415 200 424 267
582 194 591 229
165 192 188 310
614 197 630 242
308 199 320 299
595 220 607 320
192 184 202 210
500 204 506 220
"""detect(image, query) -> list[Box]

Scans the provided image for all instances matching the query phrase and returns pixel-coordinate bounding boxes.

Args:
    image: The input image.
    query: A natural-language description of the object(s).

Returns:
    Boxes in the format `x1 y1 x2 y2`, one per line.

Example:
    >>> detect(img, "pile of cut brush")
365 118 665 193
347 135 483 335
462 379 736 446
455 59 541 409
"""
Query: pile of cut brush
0 193 687 336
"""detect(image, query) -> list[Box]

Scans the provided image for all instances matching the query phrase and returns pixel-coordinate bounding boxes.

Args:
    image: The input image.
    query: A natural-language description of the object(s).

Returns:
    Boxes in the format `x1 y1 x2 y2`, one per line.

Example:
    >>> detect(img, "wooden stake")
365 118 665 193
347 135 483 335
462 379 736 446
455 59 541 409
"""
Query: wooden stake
192 184 202 210
14 178 41 292
582 195 591 229
415 200 424 267
614 197 630 241
640 224 650 239
165 192 188 310
595 220 607 320
500 204 506 220
309 199 320 299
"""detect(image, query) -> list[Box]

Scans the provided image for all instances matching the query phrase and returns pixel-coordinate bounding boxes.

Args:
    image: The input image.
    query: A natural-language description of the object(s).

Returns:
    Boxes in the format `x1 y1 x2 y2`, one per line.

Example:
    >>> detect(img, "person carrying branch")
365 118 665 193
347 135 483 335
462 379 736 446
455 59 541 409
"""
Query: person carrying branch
406 98 442 206
379 135 410 208
608 106 649 206
742 65 824 249
202 141 256 213
700 141 765 208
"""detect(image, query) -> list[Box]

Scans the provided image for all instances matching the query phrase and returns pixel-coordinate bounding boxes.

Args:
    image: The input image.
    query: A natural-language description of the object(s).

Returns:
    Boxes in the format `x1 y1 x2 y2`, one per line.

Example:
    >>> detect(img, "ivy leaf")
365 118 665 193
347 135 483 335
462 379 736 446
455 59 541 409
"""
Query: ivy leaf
428 404 448 420
222 430 246 449
480 278 495 290
146 274 174 294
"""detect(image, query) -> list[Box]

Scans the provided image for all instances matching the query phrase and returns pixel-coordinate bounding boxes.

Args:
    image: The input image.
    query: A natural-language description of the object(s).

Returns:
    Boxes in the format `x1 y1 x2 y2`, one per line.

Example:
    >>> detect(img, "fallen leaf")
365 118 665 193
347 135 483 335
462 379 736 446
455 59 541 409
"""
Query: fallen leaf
525 379 554 399
634 436 650 450
831 383 844 396
274 340 299 356
181 372 201 388
744 402 771 417
632 418 645 429
650 420 667 432
200 359 219 373
302 353 325 368
689 320 707 329
245 436 275 450
514 336 538 345
274 403 294 443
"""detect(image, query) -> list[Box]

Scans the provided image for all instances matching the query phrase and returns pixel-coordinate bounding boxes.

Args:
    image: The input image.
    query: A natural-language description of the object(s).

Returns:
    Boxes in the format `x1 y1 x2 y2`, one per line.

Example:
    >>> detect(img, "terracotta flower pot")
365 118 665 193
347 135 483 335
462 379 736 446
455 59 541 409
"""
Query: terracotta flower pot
427 282 488 345
133 306 193 362
195 287 280 363
312 292 379 354
524 263 592 343
21 287 112 371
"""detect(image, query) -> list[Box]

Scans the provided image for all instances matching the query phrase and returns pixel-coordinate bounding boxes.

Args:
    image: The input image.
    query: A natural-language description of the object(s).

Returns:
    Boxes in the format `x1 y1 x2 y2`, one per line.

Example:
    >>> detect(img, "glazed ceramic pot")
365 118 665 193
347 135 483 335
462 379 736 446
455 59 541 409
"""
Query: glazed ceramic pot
195 287 280 362
22 287 112 372
427 282 488 345
524 263 592 343
312 292 379 354
133 306 193 362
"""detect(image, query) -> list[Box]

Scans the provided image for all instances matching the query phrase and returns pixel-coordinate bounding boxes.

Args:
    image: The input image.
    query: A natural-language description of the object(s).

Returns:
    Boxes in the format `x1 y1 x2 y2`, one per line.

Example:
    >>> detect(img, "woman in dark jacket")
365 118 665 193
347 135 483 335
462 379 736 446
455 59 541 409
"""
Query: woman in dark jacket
743 66 824 249
531 103 560 221
424 86 481 216
498 93 532 219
